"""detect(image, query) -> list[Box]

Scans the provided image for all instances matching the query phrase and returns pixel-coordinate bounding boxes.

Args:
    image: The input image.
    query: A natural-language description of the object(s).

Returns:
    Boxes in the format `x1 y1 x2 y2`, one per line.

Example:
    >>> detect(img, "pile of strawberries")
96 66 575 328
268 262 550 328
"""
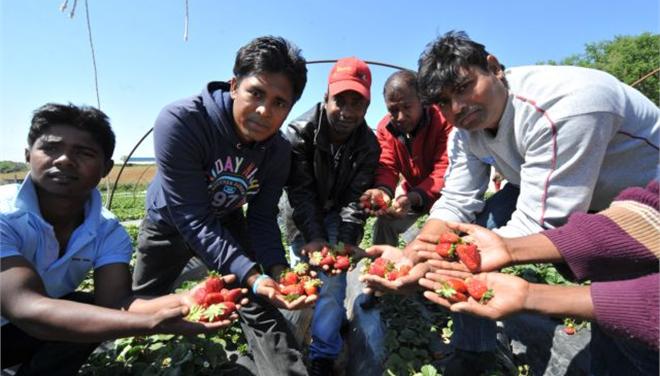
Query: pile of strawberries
308 243 353 274
359 194 390 213
187 272 243 323
361 257 412 281
435 232 481 272
435 277 494 304
278 263 323 301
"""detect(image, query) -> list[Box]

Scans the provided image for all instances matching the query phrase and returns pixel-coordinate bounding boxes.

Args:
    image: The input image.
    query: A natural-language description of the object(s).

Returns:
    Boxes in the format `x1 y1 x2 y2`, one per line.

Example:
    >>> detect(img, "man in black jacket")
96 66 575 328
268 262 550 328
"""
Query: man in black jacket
283 57 380 375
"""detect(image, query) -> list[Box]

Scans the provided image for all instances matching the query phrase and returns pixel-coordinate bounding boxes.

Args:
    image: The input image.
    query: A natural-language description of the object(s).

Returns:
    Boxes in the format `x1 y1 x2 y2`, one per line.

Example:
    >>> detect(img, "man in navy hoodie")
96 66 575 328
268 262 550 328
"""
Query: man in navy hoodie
131 36 311 375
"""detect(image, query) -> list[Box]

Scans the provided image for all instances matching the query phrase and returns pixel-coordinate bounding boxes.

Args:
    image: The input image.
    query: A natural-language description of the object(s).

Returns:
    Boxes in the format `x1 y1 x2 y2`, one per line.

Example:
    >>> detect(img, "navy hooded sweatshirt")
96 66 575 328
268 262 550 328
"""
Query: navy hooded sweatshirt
145 81 291 283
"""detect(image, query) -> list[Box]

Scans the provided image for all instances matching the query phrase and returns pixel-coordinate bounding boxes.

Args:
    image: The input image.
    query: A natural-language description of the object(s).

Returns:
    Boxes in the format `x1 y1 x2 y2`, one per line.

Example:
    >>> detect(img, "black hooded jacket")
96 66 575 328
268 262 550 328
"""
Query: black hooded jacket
284 103 380 245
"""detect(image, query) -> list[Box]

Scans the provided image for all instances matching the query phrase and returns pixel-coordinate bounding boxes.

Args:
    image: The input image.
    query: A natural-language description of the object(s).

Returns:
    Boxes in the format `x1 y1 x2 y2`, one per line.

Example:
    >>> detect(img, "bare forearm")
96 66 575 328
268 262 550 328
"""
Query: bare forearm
10 296 159 342
524 283 594 320
506 233 564 265
125 292 184 314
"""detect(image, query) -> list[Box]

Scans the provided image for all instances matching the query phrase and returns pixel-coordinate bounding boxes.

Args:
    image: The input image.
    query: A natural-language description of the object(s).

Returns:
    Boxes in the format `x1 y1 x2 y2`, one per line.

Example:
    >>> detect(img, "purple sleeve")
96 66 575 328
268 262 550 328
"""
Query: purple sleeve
542 213 657 282
591 273 659 350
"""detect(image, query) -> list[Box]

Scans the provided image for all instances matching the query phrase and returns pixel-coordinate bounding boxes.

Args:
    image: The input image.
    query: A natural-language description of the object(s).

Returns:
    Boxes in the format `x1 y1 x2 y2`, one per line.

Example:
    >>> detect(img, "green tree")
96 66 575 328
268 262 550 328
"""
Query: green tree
542 33 659 104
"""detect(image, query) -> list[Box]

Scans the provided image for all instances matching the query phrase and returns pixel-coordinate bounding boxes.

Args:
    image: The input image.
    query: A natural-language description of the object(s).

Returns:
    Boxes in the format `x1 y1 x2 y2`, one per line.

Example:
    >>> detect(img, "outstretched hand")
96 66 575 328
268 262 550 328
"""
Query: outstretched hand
358 244 424 295
254 275 317 310
419 271 528 320
359 189 391 216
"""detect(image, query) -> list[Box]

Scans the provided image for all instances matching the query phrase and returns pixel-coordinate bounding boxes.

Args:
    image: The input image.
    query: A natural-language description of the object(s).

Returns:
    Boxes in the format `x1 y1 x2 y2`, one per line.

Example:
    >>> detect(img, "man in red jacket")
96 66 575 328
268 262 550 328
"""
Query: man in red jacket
362 70 452 246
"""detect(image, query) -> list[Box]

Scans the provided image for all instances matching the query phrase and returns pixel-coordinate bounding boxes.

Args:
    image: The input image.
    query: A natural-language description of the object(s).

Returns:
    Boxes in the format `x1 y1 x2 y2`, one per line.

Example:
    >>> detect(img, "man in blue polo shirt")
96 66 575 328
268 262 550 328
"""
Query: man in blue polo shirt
1 103 234 375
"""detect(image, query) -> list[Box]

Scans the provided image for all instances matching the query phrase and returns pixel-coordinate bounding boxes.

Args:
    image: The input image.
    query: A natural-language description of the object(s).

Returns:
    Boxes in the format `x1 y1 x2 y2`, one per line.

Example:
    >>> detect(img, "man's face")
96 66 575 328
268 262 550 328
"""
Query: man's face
230 72 294 144
324 90 369 138
385 84 423 134
436 56 507 131
26 124 112 199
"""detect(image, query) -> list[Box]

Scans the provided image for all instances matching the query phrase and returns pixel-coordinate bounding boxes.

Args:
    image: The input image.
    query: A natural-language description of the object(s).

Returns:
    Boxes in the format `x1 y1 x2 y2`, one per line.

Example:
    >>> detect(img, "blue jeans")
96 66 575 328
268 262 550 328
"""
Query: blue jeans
589 323 658 375
451 184 519 352
289 212 347 360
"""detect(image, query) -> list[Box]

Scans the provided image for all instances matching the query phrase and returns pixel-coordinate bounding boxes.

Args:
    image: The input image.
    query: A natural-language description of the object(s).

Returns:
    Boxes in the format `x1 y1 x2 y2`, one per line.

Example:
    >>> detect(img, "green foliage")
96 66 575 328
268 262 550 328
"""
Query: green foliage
103 187 148 221
0 160 28 173
380 295 449 375
502 263 573 285
541 33 660 104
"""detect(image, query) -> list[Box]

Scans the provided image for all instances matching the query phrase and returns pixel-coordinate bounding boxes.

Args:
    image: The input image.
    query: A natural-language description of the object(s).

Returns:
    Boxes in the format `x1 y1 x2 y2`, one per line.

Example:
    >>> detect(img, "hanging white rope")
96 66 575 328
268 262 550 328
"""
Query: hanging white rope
84 0 101 109
183 0 190 41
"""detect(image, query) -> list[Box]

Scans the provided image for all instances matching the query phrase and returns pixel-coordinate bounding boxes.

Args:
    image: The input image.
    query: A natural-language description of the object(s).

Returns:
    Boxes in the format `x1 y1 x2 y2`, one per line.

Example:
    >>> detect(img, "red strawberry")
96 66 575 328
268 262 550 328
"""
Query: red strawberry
564 326 576 335
439 232 460 244
192 286 208 305
398 264 412 276
368 262 385 277
435 242 456 259
374 257 389 266
203 292 224 307
280 283 305 296
281 271 299 286
222 288 243 303
217 301 237 320
320 254 335 267
456 243 481 272
436 280 468 303
373 195 388 211
386 270 399 281
303 279 321 296
465 278 493 303
334 255 350 270
204 272 224 292
444 278 468 293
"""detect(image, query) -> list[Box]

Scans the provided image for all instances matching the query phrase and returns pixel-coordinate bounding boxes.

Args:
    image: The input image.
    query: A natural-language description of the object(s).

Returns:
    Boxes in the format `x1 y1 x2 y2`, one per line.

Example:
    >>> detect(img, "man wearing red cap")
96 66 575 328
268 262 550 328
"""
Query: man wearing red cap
281 57 380 375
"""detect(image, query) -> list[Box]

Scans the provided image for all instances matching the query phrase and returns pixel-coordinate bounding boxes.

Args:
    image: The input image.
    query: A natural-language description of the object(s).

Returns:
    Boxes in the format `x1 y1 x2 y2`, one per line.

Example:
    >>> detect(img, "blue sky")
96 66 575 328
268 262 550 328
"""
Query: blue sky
1 0 658 162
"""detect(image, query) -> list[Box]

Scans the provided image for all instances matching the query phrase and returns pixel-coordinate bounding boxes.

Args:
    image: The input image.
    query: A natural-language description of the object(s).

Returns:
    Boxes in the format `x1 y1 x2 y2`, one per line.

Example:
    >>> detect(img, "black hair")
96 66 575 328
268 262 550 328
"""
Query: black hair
383 69 419 97
233 36 308 102
418 31 499 104
28 103 115 161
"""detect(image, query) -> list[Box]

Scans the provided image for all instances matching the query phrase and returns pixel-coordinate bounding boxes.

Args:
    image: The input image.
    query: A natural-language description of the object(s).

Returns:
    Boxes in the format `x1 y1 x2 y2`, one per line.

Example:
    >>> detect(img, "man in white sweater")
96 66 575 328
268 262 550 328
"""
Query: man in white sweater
362 31 659 375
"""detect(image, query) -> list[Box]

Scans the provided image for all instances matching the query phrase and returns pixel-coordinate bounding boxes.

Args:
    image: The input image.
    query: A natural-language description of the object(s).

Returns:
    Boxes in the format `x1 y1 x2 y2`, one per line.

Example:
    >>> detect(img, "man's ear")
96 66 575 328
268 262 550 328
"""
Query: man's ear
486 55 504 79
24 148 30 164
323 92 329 104
230 77 238 100
102 159 114 178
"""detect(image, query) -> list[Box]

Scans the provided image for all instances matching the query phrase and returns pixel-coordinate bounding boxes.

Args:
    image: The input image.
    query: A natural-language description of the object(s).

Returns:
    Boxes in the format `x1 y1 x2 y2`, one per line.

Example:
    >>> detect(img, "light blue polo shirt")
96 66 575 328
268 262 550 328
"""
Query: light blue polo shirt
0 175 132 326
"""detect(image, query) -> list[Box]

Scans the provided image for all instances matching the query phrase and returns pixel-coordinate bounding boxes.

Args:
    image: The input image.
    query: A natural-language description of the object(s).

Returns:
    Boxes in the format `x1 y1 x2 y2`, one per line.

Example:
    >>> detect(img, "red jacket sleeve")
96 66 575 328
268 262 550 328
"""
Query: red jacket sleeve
373 115 401 198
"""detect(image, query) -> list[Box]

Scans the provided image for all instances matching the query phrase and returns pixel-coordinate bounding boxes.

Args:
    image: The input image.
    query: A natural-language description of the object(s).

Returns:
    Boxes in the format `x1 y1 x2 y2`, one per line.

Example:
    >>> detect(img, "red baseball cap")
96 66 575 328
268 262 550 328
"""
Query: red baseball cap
328 57 372 100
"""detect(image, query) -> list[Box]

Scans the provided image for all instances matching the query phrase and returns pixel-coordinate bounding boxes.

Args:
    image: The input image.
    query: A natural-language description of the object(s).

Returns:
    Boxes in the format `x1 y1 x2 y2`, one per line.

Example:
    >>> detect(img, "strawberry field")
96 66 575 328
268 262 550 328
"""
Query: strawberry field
75 185 584 375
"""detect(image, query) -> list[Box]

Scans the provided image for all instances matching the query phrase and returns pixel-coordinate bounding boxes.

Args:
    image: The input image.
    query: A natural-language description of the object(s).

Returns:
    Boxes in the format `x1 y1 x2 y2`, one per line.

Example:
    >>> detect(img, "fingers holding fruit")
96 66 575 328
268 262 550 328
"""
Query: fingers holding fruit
359 257 424 295
185 272 246 324
421 272 527 320
308 243 361 275
275 263 322 310
359 189 392 216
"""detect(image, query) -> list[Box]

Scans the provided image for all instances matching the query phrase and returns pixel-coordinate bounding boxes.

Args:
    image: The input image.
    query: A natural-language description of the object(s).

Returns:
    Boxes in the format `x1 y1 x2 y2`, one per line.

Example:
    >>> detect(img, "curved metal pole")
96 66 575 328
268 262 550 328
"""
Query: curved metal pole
107 59 409 210
107 127 153 209
307 59 412 72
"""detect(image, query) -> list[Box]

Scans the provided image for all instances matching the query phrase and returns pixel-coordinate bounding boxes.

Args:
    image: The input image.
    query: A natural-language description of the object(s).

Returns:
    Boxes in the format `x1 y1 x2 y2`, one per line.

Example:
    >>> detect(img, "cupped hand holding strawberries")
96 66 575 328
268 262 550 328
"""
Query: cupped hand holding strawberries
359 189 392 216
359 244 424 295
183 272 247 324
276 263 323 303
305 242 364 276
419 271 528 320
417 222 513 274
249 266 317 310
